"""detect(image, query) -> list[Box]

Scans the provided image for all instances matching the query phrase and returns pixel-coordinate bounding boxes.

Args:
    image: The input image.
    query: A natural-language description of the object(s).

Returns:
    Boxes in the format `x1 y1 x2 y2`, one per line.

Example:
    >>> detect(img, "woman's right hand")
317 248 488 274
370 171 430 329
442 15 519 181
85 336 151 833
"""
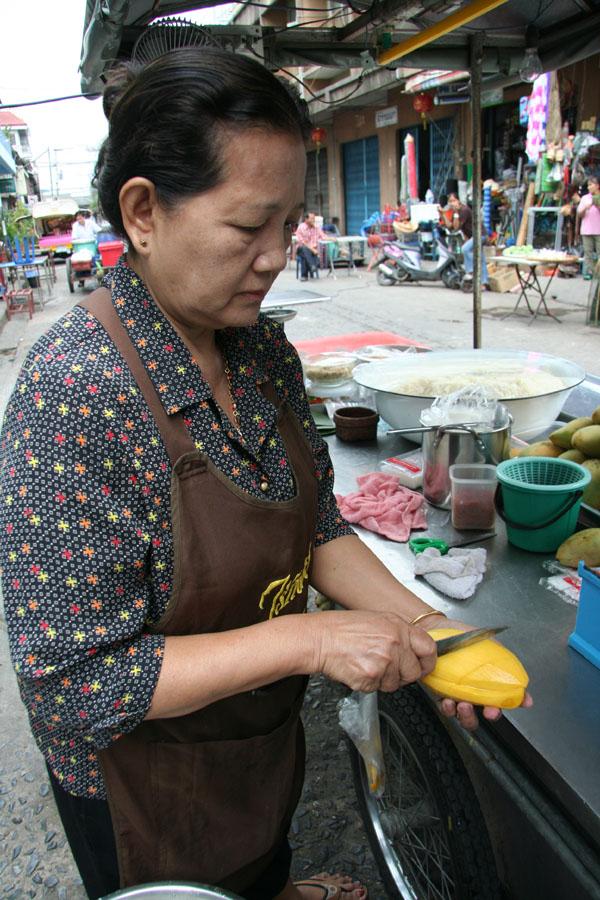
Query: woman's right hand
310 610 437 693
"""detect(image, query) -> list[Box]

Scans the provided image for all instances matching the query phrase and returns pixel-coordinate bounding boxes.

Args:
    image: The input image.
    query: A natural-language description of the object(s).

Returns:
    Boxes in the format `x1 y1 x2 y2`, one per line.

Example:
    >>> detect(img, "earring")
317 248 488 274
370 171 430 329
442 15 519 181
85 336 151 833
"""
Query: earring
140 239 148 247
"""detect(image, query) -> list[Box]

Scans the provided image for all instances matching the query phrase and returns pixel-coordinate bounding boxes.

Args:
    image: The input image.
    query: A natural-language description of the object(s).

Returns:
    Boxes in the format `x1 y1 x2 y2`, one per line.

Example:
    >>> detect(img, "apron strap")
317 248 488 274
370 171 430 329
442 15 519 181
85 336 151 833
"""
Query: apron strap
78 288 195 465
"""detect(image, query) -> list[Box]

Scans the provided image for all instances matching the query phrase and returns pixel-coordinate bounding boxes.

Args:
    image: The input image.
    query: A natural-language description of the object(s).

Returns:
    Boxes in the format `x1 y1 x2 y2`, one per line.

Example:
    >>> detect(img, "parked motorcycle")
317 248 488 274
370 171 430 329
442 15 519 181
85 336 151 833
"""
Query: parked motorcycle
377 221 464 290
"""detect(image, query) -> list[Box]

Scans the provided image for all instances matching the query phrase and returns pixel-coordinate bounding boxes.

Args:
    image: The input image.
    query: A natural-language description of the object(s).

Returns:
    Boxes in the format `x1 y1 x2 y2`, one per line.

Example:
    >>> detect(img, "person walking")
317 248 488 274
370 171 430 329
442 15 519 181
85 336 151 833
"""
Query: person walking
577 176 600 280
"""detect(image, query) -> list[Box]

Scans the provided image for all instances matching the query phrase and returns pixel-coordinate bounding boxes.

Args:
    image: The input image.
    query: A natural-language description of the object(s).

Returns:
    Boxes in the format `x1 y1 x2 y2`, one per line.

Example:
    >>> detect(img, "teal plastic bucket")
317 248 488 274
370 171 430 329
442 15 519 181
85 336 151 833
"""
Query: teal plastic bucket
495 457 591 552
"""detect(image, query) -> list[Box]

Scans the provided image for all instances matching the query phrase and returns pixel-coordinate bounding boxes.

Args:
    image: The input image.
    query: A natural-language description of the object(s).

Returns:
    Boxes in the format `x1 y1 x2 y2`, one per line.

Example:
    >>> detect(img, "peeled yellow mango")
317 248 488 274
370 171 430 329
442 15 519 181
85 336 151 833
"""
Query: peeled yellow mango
519 440 561 458
556 528 600 567
550 417 593 449
423 628 529 709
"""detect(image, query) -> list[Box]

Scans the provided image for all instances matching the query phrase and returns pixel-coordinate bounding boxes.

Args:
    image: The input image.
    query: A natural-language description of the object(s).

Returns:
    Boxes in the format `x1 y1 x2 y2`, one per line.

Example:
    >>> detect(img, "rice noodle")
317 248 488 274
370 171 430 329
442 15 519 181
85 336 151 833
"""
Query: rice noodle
391 366 566 399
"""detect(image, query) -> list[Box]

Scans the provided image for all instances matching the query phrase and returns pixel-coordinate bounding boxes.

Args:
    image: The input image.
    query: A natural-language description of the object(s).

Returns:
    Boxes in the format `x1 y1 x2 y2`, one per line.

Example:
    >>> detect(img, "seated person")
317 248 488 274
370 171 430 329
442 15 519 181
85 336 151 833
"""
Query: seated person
448 193 489 289
321 216 341 236
295 211 330 280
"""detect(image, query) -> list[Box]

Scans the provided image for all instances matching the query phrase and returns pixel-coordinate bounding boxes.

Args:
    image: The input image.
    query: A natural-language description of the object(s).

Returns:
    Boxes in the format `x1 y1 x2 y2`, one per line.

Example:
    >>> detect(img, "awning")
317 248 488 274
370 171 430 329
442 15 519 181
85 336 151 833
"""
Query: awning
0 132 16 177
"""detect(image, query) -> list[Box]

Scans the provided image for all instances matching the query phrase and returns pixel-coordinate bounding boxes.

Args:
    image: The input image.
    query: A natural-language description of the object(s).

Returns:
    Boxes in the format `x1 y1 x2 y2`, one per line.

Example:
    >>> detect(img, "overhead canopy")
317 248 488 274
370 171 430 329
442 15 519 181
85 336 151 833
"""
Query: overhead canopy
80 0 600 94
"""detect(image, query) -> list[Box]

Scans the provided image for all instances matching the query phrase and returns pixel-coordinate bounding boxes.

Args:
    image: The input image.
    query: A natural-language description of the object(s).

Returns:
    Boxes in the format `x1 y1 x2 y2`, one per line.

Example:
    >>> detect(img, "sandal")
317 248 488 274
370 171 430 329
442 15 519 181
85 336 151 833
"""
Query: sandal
294 873 368 899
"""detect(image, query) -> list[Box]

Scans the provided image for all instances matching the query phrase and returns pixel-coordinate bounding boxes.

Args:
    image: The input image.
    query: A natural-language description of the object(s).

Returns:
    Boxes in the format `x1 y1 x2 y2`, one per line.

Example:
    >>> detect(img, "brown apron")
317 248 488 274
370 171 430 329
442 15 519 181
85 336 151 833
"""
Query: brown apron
79 289 318 893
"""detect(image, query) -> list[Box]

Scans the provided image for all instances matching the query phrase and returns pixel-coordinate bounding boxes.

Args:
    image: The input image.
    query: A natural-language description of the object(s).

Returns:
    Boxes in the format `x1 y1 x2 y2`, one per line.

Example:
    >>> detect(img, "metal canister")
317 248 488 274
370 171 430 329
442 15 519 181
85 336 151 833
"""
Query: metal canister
422 409 511 509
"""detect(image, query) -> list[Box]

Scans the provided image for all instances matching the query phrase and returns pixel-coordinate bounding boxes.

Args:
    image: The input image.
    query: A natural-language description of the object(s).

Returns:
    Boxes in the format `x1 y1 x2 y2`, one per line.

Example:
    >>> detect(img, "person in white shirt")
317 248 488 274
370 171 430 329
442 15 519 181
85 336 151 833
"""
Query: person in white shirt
71 211 100 243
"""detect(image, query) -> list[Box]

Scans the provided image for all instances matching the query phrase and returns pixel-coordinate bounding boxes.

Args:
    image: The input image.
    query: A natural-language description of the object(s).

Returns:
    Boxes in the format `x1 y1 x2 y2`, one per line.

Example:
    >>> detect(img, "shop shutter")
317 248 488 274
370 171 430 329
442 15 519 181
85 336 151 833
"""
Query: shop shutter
429 116 455 201
305 149 329 220
342 136 380 234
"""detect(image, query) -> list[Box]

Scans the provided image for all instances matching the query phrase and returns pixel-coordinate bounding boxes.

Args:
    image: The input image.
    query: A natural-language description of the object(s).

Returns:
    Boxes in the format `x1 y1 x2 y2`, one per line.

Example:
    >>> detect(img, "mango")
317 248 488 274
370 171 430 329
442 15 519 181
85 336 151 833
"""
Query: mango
591 405 600 425
582 459 600 509
556 528 600 568
423 628 529 709
573 425 600 458
519 440 561 458
550 417 593 449
559 449 587 463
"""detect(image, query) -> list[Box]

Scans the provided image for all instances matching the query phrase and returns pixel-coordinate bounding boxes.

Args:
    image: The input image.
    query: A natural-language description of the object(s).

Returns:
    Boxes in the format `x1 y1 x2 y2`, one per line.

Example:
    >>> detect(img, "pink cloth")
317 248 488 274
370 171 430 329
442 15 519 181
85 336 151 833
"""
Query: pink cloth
336 472 427 542
579 193 600 236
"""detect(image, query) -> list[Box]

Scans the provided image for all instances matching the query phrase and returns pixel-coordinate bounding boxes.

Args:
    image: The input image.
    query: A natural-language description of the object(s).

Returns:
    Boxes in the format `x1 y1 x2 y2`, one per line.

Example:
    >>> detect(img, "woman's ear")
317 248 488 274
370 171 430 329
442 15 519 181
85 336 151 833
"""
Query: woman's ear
119 177 158 254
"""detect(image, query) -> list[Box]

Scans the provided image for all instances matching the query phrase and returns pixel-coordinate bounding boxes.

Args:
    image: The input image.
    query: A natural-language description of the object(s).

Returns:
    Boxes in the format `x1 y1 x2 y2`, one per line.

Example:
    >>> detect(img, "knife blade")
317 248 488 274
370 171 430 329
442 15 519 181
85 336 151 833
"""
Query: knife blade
436 626 507 657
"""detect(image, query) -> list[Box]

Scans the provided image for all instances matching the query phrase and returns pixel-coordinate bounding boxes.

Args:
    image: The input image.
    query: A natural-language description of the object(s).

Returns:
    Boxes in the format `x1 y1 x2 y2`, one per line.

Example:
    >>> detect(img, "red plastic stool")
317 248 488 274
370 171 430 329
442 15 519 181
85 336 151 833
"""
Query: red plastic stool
5 288 34 320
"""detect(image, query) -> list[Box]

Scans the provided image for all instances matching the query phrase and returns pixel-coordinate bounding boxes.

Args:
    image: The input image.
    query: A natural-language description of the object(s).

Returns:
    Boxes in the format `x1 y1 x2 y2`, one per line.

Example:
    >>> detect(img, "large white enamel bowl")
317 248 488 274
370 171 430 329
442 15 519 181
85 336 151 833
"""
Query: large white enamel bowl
352 349 586 440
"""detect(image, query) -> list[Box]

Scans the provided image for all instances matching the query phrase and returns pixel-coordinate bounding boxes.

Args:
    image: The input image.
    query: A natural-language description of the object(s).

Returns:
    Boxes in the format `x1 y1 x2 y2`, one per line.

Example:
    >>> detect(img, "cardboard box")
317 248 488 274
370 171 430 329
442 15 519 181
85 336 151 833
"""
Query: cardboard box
488 267 519 293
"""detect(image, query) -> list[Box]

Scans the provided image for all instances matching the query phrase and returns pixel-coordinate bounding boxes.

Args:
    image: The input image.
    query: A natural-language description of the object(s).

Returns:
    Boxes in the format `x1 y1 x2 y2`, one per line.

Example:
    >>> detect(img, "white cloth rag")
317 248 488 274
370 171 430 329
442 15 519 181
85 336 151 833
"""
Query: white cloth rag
413 547 488 600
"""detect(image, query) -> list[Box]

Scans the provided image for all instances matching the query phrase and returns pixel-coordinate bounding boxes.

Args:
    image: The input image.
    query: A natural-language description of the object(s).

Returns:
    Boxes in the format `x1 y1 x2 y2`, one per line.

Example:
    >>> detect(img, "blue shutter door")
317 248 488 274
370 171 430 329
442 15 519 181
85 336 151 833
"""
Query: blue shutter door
342 136 380 235
429 116 455 201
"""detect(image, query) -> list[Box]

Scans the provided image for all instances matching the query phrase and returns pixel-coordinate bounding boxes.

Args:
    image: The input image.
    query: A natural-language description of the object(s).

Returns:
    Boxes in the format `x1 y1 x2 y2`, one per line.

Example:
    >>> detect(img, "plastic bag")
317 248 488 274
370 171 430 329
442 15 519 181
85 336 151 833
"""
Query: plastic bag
338 691 386 798
420 384 499 429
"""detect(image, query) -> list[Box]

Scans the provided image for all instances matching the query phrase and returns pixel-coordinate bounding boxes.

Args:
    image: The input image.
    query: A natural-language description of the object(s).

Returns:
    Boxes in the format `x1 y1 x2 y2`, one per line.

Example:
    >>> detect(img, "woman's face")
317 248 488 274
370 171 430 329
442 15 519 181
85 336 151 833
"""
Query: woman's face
589 180 599 195
131 128 306 337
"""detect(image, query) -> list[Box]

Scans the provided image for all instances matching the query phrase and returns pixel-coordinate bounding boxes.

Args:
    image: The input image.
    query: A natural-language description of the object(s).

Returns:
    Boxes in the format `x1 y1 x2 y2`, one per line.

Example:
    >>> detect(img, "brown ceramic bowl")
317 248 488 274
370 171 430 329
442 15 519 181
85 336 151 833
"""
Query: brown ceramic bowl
333 406 379 442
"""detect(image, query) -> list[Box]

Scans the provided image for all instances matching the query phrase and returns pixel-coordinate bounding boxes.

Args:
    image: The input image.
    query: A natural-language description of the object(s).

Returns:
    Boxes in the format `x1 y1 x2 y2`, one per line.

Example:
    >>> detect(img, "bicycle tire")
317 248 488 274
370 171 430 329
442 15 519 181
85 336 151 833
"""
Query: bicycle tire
349 685 502 900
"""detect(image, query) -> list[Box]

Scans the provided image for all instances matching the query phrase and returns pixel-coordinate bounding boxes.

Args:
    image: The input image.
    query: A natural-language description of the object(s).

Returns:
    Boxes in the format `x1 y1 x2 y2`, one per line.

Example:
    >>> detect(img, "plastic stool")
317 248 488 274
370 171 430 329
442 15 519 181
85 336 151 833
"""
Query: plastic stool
4 288 34 320
295 256 320 280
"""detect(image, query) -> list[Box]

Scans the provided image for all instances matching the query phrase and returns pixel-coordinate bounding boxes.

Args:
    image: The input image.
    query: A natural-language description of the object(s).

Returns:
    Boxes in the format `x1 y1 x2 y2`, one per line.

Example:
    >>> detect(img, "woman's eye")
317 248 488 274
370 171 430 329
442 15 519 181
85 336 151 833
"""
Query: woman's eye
236 224 262 234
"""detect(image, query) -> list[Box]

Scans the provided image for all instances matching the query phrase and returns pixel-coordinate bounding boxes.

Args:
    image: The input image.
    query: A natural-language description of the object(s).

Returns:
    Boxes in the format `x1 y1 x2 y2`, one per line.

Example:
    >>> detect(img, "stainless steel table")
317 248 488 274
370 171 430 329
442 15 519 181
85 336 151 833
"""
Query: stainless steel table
326 427 600 898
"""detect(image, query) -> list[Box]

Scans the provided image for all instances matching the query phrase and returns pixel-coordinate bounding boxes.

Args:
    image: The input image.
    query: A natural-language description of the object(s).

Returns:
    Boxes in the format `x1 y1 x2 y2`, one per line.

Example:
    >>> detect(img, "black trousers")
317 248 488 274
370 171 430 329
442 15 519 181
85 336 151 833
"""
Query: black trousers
48 765 292 899
296 245 319 278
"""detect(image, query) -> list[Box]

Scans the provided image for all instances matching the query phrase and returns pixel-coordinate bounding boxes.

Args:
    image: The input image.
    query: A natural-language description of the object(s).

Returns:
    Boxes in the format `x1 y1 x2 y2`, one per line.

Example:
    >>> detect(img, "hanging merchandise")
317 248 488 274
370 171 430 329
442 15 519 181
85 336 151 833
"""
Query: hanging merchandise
405 134 419 200
526 73 550 163
519 97 530 126
483 184 492 235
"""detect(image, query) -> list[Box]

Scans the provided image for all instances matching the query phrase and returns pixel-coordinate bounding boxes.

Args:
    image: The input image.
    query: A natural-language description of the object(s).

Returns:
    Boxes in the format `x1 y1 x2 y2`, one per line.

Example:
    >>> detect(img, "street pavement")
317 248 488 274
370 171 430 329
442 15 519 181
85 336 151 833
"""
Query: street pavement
0 260 597 898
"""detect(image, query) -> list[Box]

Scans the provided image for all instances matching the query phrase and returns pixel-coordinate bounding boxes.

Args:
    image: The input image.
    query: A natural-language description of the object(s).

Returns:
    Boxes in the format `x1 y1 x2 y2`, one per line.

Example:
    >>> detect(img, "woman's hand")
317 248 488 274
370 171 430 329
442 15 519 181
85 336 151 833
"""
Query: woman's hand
424 617 533 731
312 610 437 693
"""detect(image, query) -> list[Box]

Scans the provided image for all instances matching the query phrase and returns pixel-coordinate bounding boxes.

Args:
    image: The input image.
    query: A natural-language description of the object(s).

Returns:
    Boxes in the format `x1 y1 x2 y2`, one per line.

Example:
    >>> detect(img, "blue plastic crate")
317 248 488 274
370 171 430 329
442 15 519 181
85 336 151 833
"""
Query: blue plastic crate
568 561 600 670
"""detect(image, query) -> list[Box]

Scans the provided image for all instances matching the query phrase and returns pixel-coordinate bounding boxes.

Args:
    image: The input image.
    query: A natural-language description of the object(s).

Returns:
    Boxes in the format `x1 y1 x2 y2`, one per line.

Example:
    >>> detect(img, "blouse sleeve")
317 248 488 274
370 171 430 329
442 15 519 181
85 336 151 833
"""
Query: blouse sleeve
0 358 165 750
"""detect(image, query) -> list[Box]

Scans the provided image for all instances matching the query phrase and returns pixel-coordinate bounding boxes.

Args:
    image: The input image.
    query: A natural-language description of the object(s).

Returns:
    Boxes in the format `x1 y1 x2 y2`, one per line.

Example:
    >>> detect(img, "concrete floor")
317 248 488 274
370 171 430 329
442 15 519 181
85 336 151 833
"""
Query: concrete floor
0 260 597 898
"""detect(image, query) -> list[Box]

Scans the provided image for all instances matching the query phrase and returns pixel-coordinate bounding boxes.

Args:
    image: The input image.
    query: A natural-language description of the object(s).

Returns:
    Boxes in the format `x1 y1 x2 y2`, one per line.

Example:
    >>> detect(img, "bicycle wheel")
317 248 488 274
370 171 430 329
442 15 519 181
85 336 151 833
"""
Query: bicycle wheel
349 685 502 900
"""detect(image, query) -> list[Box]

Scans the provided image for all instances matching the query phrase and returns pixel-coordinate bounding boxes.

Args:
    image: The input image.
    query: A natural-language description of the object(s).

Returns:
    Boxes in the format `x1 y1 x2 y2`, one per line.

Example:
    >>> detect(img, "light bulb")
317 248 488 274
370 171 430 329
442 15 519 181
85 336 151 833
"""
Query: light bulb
520 48 543 83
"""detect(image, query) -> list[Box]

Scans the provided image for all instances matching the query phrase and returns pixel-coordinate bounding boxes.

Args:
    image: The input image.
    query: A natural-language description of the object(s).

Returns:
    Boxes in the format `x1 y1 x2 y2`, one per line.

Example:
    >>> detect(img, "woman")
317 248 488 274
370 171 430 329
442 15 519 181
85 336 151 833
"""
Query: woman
0 49 530 900
577 175 600 279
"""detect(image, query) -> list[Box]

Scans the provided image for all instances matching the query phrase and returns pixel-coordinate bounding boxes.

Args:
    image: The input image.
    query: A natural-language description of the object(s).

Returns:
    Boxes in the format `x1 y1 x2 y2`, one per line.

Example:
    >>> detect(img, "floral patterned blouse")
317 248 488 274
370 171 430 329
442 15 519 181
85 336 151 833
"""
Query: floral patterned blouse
0 260 352 799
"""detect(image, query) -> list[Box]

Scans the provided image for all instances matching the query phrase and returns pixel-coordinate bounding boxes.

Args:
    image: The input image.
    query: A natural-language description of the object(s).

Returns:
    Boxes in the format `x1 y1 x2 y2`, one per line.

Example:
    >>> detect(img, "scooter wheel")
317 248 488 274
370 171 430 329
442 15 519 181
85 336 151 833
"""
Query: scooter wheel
377 271 396 286
442 264 462 290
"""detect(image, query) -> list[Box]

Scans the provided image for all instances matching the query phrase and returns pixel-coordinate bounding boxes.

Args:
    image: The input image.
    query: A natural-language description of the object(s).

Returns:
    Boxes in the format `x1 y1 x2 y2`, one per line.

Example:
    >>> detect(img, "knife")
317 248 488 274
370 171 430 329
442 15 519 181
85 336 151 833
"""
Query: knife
436 626 508 656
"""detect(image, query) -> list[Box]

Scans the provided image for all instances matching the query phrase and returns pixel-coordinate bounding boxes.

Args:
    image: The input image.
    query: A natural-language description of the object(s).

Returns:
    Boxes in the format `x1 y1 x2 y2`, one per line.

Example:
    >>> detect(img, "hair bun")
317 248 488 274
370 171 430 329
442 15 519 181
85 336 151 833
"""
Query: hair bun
102 63 139 120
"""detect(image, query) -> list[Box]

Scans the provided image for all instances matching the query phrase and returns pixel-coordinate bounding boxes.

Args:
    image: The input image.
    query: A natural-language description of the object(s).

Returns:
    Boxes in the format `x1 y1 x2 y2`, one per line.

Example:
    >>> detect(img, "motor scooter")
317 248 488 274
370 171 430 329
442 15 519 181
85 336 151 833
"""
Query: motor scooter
377 220 464 289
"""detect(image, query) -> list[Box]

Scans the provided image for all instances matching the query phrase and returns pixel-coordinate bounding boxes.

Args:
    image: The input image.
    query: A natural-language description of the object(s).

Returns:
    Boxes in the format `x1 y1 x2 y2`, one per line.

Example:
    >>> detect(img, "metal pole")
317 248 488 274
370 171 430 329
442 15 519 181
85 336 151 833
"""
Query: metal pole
470 33 484 349
47 147 54 199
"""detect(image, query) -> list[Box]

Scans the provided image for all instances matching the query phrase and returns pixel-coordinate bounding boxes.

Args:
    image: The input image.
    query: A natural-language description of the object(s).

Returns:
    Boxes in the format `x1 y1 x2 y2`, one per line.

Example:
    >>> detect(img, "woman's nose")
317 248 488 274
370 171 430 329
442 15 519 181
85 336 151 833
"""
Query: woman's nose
253 243 288 275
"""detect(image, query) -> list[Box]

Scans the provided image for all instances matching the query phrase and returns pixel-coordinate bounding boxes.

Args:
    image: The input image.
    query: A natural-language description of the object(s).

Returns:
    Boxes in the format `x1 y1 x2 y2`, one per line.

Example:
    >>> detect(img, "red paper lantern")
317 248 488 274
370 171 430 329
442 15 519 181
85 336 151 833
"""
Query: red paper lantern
311 126 327 148
412 92 434 128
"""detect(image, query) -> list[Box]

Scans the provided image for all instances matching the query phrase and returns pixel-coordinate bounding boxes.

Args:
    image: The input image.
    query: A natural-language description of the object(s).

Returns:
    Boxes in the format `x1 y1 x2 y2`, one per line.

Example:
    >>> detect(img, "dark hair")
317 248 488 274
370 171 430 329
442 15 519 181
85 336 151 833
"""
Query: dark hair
589 176 600 187
95 48 312 239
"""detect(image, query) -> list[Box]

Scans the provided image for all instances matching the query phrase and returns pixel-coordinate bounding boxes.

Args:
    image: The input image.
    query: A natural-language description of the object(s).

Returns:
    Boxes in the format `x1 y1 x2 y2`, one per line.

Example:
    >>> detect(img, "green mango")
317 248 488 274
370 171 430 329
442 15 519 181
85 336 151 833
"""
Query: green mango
549 417 593 449
573 426 600 458
556 528 600 567
559 449 587 463
591 405 600 425
582 459 600 509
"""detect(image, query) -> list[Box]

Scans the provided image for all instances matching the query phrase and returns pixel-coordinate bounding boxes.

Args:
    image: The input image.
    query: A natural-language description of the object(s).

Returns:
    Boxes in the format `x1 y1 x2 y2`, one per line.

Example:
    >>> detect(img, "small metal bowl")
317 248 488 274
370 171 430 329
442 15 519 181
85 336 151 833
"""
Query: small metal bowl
264 307 297 325
333 406 379 442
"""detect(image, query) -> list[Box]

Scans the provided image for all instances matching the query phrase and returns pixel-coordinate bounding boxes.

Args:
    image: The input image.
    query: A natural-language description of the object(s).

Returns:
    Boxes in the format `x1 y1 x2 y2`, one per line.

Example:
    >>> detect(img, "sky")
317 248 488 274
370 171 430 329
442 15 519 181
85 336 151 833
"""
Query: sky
0 0 237 202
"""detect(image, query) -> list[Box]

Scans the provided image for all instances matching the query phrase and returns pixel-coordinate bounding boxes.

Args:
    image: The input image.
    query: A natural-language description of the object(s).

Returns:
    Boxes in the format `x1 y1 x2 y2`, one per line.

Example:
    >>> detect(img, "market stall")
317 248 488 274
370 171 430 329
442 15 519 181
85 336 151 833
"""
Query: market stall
302 344 600 899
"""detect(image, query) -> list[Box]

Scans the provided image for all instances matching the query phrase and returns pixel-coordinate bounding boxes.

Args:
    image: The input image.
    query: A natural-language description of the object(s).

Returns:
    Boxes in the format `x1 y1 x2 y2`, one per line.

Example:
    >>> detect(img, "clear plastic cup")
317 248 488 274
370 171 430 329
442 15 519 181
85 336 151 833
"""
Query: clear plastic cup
449 463 497 530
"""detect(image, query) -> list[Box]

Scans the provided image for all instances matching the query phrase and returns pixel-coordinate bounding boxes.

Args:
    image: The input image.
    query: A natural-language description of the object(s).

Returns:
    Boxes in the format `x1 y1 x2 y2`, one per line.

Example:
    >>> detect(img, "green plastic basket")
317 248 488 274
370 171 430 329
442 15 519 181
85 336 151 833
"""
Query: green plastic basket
495 457 591 552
